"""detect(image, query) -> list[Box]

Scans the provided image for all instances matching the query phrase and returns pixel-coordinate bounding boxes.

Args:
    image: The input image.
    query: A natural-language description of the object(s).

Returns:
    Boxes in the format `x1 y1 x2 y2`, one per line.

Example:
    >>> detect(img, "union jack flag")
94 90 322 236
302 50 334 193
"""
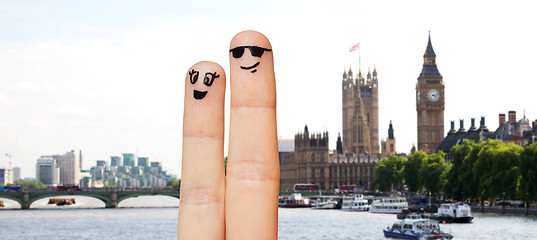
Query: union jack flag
349 43 359 52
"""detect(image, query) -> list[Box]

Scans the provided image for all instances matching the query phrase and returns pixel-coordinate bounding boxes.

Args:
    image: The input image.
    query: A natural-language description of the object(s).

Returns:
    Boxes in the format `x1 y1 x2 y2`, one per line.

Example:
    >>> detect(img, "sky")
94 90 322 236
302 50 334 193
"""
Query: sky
1 0 536 178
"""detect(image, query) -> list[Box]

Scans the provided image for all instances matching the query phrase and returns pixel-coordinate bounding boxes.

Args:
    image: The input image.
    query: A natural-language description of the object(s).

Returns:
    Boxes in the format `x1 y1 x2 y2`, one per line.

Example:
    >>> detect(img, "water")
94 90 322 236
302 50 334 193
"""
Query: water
278 208 537 240
2 197 537 239
0 196 179 240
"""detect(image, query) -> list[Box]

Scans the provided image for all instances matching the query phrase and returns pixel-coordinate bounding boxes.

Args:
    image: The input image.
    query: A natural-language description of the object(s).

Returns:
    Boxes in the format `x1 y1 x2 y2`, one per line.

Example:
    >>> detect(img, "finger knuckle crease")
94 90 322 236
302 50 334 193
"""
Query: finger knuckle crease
227 159 278 182
180 186 223 207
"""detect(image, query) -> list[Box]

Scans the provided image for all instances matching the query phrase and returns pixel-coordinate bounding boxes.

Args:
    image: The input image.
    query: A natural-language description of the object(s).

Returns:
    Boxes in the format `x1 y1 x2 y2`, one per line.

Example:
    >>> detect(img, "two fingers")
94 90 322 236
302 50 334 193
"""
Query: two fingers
178 31 278 240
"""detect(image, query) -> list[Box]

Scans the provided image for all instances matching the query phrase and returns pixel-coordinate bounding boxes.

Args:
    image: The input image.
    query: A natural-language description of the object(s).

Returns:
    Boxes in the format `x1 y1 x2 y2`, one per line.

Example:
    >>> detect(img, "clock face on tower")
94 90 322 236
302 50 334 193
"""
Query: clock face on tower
427 89 440 102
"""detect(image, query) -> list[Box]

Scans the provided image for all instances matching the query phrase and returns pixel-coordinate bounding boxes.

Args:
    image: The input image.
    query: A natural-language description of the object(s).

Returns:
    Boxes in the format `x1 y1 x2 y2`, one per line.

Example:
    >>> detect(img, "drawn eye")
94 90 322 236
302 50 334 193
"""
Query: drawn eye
250 46 265 57
203 72 220 87
230 47 245 58
189 69 199 84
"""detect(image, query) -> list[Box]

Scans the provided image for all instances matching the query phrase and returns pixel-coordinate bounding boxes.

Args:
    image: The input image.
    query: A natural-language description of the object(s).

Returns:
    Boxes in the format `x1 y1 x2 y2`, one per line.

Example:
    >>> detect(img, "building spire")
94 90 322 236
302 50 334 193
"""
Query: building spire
388 120 394 140
424 31 436 57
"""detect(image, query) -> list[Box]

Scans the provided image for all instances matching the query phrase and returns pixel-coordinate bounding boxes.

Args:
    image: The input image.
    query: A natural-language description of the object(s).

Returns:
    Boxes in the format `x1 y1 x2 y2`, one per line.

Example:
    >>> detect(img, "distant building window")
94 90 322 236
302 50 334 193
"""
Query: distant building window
311 153 315 162
353 126 357 143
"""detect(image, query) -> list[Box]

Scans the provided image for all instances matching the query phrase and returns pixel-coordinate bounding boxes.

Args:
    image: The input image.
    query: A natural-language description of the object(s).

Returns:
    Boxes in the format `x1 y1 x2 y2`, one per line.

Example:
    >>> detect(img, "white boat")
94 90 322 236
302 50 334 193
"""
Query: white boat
369 197 408 214
278 193 311 208
311 196 342 209
431 202 473 223
383 218 453 239
341 194 370 211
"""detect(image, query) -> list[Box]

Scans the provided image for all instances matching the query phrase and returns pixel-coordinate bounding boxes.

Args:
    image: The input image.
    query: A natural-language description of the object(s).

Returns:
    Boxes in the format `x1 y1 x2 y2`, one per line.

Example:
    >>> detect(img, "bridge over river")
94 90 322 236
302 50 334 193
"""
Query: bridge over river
0 189 180 209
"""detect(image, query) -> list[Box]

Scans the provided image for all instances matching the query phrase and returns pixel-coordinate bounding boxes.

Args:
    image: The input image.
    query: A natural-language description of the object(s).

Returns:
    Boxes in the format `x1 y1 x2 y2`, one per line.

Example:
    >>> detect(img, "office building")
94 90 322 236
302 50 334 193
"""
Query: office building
0 168 13 185
13 167 21 181
122 153 135 167
36 156 60 186
50 150 81 185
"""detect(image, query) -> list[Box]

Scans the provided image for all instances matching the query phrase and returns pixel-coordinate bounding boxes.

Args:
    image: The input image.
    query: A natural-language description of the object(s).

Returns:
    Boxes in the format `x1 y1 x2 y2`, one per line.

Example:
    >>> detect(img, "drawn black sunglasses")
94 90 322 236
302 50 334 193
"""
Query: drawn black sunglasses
230 46 272 58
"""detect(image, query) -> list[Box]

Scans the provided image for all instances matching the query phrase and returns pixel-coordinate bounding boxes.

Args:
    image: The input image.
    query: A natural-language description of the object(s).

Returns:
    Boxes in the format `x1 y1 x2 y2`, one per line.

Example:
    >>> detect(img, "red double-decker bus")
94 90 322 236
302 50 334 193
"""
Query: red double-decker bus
294 183 319 191
338 185 357 194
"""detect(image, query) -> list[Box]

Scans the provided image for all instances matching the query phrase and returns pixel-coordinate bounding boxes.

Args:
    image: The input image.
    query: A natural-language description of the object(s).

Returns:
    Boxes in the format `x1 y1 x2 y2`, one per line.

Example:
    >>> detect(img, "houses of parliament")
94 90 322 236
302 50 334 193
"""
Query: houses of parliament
279 34 444 191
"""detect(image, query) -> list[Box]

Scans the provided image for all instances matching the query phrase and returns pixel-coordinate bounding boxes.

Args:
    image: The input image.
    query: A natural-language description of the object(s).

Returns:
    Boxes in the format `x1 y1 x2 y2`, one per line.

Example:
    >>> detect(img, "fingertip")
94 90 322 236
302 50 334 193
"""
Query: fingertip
230 30 272 50
186 61 226 85
228 31 275 108
183 61 226 139
185 61 226 103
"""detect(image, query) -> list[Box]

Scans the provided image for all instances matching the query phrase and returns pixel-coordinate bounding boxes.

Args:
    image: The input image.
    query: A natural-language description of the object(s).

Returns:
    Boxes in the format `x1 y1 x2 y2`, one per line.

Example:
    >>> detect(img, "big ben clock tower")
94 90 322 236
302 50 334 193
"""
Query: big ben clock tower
416 32 444 154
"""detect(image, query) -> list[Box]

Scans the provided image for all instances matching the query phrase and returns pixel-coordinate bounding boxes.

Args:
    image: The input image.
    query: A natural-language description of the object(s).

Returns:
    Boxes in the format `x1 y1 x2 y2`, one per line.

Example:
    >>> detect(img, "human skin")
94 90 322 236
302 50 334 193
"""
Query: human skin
178 30 279 240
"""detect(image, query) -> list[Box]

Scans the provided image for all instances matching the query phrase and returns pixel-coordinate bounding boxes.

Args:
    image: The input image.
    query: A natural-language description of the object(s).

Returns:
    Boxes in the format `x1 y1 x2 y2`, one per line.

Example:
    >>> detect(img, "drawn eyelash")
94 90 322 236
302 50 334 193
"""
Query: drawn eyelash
203 72 219 86
189 69 199 84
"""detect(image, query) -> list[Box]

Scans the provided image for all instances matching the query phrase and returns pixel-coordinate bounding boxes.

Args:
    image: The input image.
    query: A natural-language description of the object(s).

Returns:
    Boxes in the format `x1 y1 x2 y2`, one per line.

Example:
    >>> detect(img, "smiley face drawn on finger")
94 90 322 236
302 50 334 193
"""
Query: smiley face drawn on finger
189 68 220 100
229 46 272 73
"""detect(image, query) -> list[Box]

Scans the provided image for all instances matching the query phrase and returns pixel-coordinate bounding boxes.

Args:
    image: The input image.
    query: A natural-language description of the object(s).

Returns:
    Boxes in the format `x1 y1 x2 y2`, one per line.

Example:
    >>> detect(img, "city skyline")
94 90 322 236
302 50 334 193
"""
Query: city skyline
1 1 536 178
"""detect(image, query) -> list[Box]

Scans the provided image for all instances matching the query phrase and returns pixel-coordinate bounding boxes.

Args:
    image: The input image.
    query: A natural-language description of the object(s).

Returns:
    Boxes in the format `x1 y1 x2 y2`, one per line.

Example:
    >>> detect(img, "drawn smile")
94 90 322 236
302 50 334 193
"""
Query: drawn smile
193 90 208 100
240 62 260 73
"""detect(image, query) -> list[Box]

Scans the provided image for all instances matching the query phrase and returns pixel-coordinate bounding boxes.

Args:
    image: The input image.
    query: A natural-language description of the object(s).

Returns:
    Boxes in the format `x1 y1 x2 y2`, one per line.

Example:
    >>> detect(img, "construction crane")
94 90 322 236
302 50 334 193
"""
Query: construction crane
5 153 12 169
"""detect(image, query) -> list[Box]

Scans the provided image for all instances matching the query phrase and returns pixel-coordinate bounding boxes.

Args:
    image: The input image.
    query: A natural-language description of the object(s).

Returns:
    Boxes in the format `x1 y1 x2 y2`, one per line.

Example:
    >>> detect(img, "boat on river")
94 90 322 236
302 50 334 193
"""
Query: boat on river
430 202 473 223
278 193 311 208
310 196 342 209
48 197 76 206
369 197 408 214
341 194 370 211
383 217 453 239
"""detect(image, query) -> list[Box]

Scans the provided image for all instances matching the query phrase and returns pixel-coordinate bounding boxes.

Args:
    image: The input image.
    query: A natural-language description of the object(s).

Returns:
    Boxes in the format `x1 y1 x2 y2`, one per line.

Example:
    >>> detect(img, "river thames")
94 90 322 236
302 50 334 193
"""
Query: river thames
1 196 537 239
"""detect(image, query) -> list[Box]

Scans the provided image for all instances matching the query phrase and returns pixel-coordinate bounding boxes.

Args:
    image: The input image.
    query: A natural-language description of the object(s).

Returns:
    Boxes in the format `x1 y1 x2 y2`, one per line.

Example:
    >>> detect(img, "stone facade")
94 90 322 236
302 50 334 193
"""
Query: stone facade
279 126 380 191
381 121 396 156
278 53 407 191
416 33 445 154
279 64 399 191
342 67 379 155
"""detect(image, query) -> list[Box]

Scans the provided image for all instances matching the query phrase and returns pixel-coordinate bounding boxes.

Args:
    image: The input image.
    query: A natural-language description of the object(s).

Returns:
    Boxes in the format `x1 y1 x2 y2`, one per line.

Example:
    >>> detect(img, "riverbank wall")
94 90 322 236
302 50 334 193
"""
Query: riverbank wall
471 206 537 216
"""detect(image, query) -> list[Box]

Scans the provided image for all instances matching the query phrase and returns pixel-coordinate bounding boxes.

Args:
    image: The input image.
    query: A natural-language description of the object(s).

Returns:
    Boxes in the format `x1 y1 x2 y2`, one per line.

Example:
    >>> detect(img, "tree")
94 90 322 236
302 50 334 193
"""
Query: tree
374 155 406 192
167 179 176 187
167 179 181 189
517 142 537 210
445 139 474 200
404 150 427 192
419 151 450 195
29 181 46 189
461 140 487 200
173 179 181 189
13 180 46 189
473 140 521 200
472 140 497 200
489 143 522 199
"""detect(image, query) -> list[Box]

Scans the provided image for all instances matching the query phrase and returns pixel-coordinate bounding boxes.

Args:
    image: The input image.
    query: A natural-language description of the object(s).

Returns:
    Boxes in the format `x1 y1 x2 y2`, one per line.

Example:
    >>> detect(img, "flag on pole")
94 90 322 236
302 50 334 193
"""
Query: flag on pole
349 43 359 52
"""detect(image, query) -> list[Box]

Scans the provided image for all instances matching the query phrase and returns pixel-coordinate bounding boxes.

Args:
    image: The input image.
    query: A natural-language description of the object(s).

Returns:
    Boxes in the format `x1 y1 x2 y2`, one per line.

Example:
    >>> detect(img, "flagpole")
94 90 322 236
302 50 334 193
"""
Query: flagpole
359 41 361 73
349 42 360 75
